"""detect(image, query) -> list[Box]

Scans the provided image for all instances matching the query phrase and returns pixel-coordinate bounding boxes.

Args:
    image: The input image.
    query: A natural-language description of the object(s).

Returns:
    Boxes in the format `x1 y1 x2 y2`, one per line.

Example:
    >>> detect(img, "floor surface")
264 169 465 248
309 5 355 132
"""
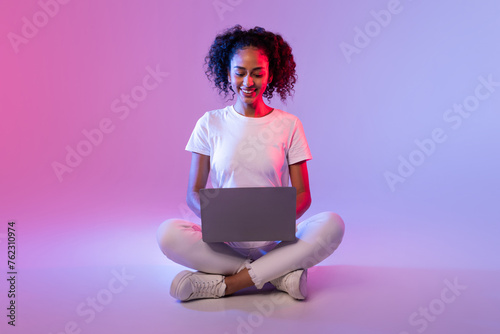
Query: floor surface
3 264 499 334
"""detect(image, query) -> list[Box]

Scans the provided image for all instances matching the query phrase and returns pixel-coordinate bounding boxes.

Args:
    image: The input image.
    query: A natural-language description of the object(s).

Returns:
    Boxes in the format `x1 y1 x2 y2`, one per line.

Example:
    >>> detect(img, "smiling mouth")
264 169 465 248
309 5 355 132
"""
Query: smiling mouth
241 88 256 94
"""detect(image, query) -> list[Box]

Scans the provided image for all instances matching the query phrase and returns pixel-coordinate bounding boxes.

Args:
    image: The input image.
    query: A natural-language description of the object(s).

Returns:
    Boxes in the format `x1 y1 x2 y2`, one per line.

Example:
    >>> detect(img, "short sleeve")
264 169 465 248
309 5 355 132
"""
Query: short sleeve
185 112 211 155
287 118 313 165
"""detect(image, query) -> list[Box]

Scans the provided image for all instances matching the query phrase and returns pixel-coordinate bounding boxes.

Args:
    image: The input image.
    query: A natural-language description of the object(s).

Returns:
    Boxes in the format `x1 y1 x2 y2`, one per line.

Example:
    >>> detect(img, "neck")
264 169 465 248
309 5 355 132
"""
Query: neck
234 99 273 118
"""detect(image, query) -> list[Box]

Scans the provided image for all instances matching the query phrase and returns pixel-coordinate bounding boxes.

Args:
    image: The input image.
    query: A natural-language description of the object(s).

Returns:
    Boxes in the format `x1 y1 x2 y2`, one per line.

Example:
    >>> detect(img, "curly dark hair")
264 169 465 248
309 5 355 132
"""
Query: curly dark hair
204 25 297 103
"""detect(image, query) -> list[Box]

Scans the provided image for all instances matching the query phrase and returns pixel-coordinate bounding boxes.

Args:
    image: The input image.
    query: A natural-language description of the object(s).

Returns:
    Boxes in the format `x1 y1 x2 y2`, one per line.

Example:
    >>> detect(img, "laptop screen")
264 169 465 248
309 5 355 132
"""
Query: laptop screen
200 187 297 242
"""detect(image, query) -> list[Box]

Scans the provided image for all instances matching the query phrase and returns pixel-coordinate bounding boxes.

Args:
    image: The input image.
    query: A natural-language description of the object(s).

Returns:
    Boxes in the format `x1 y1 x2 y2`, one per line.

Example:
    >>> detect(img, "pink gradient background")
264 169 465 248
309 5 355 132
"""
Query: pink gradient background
1 0 499 333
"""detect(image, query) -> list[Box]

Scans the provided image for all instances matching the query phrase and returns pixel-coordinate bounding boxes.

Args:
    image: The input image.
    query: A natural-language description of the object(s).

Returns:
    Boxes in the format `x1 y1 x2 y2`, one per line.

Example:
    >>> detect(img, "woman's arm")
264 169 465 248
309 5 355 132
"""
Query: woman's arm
186 152 211 218
289 160 312 220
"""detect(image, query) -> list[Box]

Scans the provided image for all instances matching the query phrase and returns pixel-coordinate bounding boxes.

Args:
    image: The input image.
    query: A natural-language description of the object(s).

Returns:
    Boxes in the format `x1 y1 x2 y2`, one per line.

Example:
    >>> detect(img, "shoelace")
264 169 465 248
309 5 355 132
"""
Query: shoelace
272 271 293 290
278 275 290 291
274 270 303 291
191 279 222 299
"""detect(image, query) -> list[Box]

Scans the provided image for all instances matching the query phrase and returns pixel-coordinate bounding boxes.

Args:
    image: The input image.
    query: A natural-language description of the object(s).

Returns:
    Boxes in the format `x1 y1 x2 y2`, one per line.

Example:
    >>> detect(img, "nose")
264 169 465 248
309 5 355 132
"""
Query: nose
243 75 253 86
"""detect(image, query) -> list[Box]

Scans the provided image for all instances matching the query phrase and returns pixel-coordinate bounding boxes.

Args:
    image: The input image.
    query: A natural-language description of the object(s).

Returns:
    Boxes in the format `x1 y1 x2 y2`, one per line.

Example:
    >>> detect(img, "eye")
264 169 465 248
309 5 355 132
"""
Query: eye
235 72 245 77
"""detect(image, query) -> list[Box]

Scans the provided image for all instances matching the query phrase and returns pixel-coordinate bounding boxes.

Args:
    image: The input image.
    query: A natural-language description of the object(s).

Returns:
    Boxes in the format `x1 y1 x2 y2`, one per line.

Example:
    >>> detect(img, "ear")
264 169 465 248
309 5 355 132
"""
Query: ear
227 69 231 83
268 74 273 84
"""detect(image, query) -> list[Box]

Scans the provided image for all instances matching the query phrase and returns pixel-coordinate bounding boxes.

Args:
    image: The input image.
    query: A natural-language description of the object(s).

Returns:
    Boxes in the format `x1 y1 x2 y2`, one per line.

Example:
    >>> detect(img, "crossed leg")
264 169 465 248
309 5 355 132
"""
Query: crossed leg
156 211 345 295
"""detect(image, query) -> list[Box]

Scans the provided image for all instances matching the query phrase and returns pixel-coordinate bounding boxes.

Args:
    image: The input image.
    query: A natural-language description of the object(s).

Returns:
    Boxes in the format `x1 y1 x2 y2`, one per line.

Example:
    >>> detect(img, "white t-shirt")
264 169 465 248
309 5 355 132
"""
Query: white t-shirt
185 105 312 250
185 105 312 188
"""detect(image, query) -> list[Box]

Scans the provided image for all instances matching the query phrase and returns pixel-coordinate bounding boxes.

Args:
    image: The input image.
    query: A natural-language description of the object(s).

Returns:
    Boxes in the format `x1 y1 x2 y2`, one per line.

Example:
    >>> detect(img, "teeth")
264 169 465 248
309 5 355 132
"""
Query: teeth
241 89 254 94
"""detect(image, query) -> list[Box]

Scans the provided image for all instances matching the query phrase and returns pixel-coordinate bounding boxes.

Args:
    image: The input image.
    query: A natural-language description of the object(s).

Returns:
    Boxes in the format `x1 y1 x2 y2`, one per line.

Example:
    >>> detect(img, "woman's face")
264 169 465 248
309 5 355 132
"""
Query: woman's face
228 47 272 106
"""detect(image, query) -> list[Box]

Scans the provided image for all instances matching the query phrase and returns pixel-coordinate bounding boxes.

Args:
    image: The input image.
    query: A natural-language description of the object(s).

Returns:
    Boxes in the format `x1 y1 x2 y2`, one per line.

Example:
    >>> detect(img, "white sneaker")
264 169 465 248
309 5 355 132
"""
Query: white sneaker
170 270 226 301
270 269 308 300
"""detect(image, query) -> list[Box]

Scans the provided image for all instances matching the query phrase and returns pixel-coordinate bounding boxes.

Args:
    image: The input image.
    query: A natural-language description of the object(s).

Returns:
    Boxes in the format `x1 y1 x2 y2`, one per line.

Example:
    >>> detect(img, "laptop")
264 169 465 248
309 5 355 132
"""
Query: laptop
199 187 297 242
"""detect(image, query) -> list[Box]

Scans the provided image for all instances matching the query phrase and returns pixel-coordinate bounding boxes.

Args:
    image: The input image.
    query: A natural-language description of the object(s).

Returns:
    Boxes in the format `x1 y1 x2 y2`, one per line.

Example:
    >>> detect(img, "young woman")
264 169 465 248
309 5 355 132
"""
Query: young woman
156 25 345 301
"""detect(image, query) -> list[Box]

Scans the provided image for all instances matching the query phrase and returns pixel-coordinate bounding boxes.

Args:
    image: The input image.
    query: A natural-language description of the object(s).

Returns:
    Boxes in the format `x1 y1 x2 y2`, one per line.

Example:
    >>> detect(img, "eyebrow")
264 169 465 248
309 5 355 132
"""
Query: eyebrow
233 66 265 71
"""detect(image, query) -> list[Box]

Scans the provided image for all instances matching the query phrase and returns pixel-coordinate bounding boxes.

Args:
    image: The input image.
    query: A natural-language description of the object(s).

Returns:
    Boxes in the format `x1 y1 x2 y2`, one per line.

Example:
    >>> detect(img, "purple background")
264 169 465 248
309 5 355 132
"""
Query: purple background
2 1 500 333
1 0 499 313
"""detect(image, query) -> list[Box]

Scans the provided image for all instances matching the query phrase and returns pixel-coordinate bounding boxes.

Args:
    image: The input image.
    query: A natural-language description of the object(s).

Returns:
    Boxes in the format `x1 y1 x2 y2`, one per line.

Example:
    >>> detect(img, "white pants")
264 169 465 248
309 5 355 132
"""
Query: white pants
156 211 345 289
